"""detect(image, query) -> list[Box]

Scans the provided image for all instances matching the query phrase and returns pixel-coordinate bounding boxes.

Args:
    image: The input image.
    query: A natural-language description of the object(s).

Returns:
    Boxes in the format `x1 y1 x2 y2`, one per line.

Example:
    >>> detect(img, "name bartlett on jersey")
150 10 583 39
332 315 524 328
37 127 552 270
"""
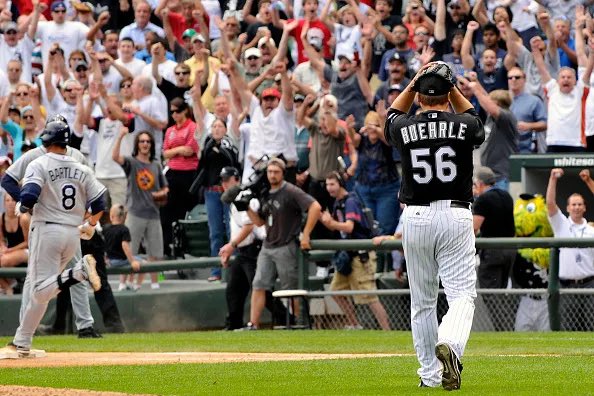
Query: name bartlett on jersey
47 166 88 183
397 118 469 145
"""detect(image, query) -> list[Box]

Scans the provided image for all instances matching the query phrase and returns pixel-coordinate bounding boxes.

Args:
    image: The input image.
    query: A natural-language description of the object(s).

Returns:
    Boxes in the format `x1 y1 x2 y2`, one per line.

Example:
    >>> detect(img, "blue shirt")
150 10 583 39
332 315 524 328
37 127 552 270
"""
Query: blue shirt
1 120 43 160
558 37 576 68
510 92 547 154
119 22 165 47
135 50 176 63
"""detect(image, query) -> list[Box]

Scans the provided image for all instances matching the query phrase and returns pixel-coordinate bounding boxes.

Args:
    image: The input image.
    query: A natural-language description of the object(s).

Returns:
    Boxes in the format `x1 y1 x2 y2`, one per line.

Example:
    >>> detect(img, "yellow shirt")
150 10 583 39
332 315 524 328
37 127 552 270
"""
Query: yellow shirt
185 56 221 113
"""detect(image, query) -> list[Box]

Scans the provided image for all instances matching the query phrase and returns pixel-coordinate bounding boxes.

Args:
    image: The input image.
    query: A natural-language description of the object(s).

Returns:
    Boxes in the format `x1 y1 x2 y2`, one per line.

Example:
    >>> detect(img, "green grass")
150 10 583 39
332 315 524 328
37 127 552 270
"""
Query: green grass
1 331 594 395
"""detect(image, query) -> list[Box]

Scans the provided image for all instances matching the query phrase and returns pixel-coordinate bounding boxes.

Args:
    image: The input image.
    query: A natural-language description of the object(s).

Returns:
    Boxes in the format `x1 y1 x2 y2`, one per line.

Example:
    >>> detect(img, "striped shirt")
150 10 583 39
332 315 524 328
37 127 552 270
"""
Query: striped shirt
163 119 199 171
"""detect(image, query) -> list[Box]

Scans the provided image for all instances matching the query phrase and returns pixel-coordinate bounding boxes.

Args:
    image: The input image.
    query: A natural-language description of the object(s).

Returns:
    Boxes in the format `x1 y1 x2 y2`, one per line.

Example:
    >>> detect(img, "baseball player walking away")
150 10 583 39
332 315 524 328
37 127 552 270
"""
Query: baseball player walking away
1 115 100 337
0 119 105 359
384 62 485 390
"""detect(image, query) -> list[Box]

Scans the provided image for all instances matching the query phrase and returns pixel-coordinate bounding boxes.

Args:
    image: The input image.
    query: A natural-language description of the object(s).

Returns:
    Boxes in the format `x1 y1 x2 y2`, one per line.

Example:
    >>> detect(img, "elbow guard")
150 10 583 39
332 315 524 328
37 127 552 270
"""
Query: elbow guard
20 183 41 209
1 174 21 202
89 192 106 215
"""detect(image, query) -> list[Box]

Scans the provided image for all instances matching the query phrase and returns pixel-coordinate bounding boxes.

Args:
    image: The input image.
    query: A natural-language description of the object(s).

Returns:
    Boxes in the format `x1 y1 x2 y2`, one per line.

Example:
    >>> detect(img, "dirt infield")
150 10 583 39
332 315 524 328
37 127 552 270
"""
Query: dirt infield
0 351 403 368
1 352 402 396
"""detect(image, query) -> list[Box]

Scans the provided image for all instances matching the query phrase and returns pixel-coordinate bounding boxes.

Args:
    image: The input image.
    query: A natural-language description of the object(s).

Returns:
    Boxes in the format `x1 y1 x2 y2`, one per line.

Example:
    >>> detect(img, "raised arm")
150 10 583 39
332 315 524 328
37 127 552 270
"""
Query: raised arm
27 0 46 40
160 8 178 57
297 94 316 129
531 37 552 86
502 21 520 71
472 0 490 26
576 5 589 67
87 11 110 42
461 21 480 71
582 39 594 85
242 0 257 26
273 19 299 64
538 11 558 59
463 76 500 118
320 0 335 31
434 0 447 41
546 168 562 216
215 16 237 62
112 127 128 165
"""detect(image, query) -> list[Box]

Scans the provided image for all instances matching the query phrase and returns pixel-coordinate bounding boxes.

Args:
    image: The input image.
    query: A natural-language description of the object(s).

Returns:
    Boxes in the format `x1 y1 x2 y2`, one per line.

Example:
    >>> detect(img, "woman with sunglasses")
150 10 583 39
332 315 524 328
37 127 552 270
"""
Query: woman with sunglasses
119 77 135 109
0 91 44 160
402 0 434 50
11 83 48 120
161 97 199 257
194 113 239 281
112 128 169 290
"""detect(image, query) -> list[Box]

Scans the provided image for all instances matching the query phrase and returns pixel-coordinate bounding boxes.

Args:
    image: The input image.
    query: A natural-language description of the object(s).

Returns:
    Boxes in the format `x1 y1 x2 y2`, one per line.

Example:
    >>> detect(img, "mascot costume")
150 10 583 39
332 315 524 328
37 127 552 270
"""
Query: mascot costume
513 193 552 331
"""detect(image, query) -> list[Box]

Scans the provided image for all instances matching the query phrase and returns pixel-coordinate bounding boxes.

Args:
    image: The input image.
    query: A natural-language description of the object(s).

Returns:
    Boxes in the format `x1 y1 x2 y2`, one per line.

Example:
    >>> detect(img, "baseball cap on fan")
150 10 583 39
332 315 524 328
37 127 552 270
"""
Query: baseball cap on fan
261 87 281 100
2 21 18 33
51 0 67 11
388 83 403 93
182 29 197 39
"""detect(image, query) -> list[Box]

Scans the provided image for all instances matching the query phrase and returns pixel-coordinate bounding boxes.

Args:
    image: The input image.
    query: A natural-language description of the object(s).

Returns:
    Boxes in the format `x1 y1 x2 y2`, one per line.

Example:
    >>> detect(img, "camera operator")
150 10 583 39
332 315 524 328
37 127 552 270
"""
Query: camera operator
219 166 288 330
242 158 321 330
320 172 391 330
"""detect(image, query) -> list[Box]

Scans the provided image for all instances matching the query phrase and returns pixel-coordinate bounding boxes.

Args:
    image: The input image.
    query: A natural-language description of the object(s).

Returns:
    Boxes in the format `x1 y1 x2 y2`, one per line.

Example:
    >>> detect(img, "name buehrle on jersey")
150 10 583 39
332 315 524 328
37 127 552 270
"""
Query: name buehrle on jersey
396 118 469 145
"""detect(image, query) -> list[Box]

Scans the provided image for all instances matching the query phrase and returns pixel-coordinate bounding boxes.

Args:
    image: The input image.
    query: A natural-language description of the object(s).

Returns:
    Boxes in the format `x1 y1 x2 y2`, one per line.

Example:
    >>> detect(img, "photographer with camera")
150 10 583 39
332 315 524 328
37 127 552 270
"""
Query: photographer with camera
219 166 289 330
319 172 390 330
241 158 321 330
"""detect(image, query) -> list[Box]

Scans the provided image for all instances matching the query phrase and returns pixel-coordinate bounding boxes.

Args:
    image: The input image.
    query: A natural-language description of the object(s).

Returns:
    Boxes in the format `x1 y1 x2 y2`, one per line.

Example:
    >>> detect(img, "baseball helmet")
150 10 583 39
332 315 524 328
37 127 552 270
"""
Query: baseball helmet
412 62 456 96
41 119 71 147
220 166 240 181
47 114 68 124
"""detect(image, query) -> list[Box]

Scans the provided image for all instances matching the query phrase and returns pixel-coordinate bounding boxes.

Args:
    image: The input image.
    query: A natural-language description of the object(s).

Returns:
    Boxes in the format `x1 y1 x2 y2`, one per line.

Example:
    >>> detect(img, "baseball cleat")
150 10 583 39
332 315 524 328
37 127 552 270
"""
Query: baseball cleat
81 254 101 291
0 342 31 359
436 343 462 391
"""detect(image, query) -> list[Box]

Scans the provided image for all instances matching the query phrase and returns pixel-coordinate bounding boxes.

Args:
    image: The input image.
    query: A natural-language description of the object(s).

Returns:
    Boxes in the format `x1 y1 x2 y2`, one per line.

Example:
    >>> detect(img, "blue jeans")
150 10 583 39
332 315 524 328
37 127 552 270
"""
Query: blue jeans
205 189 230 277
355 180 401 235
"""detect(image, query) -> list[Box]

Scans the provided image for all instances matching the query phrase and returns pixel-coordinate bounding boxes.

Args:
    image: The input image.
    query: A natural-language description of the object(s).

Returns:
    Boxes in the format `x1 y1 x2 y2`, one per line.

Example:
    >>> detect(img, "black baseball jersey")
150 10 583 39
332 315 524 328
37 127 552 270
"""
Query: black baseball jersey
385 108 484 204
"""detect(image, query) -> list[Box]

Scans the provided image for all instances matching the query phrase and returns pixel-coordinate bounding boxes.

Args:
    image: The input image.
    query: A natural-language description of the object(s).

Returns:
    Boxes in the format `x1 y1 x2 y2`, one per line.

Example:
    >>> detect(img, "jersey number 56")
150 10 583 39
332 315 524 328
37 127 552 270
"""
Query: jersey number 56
411 146 456 184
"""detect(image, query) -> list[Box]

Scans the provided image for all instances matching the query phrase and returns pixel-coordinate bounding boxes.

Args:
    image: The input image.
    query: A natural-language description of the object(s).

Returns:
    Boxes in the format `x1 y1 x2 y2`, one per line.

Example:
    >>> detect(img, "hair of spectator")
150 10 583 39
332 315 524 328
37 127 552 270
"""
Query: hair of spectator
508 66 525 78
114 204 126 218
364 111 382 128
135 76 153 94
175 63 191 74
150 36 170 52
302 0 318 6
559 66 577 79
488 89 512 109
213 116 227 129
135 0 151 11
132 131 156 161
394 24 409 34
483 23 500 36
120 37 135 45
376 0 393 6
417 93 449 107
325 171 345 187
567 193 586 206
105 29 120 37
69 50 88 64
171 97 190 117
493 6 513 23
257 0 271 8
120 76 133 88
452 29 465 39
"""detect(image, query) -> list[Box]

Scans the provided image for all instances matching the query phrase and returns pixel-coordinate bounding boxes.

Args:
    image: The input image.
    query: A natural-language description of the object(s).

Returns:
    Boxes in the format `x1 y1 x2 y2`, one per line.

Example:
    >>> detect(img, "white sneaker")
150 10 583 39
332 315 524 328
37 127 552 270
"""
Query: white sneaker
315 266 329 278
81 255 101 291
344 324 363 330
117 283 127 292
151 283 160 290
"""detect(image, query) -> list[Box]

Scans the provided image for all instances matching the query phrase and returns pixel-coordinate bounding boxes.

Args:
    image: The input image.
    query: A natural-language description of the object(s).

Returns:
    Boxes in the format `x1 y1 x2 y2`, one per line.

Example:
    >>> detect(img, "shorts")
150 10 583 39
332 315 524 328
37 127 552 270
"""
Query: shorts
125 213 164 259
108 256 142 268
330 251 378 304
98 177 127 206
252 243 298 291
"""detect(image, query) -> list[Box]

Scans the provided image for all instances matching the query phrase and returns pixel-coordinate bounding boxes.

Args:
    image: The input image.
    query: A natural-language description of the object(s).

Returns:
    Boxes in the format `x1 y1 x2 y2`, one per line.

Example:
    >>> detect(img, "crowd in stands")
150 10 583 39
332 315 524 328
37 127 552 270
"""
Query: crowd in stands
0 0 593 298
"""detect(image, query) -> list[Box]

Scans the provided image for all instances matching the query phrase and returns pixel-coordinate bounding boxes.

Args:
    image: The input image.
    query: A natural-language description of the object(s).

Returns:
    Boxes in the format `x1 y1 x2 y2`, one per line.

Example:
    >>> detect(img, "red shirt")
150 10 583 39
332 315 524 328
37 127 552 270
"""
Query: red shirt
168 12 210 45
289 18 332 64
163 119 199 171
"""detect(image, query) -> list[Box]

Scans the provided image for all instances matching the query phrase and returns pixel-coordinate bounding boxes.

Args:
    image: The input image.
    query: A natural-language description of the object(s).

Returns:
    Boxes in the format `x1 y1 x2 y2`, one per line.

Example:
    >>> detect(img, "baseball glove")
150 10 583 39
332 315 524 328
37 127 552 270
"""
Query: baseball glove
412 62 457 92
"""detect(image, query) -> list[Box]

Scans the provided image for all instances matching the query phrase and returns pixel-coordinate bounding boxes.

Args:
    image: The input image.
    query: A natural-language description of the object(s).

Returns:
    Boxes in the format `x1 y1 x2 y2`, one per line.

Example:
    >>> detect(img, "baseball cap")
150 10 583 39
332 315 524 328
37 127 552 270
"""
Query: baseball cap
2 21 18 33
8 105 20 115
191 33 206 43
182 28 197 39
261 87 281 99
51 0 67 11
474 166 496 185
20 105 33 117
388 83 403 93
294 94 305 102
389 52 406 64
258 37 275 48
220 166 240 181
75 60 89 71
337 53 354 63
73 1 94 13
244 47 261 59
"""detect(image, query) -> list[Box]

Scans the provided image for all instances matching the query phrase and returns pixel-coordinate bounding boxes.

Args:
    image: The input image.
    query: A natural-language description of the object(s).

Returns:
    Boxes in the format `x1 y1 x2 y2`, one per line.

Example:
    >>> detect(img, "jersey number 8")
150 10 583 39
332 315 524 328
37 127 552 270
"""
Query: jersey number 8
62 184 77 210
411 146 457 184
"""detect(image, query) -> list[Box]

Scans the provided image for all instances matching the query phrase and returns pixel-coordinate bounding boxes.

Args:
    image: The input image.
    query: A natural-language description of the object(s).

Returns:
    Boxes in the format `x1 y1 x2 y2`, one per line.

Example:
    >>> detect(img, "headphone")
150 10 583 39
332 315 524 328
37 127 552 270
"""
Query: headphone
331 170 347 189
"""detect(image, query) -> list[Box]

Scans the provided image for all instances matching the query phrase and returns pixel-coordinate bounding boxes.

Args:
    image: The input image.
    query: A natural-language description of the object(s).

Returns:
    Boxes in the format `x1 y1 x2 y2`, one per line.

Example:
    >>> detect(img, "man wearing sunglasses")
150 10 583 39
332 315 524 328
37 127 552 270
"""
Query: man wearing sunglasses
92 51 133 95
36 0 90 62
0 0 44 84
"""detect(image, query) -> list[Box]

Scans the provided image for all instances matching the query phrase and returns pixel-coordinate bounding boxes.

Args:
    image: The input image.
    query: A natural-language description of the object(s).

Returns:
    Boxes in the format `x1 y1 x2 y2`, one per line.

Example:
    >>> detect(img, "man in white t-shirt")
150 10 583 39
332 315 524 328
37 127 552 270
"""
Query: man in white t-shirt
534 34 594 152
236 62 297 182
546 168 594 331
0 0 42 85
93 52 133 94
36 0 90 62
114 38 147 77
126 76 168 158
140 39 177 85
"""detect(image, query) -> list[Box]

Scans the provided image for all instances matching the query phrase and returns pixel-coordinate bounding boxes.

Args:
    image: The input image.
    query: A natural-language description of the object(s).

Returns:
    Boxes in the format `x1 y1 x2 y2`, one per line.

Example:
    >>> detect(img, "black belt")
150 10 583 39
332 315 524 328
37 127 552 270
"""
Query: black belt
560 275 594 286
412 200 471 209
528 294 543 301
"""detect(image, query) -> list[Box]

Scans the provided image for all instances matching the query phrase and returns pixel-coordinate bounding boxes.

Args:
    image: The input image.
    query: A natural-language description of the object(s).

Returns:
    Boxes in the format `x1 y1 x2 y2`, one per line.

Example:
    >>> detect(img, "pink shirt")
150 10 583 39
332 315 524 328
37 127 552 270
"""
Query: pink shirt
163 119 199 171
